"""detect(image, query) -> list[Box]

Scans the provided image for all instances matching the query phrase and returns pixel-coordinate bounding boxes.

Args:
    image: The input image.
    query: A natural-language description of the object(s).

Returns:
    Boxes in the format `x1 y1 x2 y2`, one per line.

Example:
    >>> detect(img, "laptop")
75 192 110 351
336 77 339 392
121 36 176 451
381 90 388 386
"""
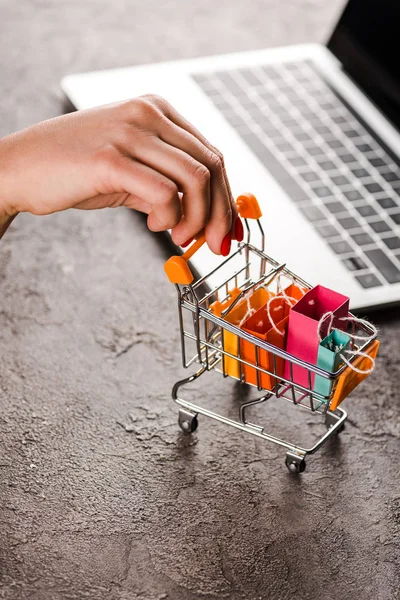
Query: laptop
62 0 400 311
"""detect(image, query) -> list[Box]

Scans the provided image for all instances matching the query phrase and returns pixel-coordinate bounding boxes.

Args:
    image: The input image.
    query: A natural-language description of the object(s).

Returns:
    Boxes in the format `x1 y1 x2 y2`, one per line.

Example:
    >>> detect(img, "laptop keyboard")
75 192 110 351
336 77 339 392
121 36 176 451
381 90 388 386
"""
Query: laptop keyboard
192 60 400 288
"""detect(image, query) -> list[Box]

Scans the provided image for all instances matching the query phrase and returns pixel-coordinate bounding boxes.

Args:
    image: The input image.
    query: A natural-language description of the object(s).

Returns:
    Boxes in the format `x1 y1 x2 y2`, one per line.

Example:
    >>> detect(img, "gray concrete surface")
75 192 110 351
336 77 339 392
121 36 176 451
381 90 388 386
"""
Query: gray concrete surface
1 1 400 599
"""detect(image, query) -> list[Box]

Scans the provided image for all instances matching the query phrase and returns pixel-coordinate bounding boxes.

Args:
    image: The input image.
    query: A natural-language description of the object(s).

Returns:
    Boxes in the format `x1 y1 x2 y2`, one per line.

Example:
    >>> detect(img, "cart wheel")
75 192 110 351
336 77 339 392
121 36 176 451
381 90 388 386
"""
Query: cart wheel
285 452 306 474
178 409 198 435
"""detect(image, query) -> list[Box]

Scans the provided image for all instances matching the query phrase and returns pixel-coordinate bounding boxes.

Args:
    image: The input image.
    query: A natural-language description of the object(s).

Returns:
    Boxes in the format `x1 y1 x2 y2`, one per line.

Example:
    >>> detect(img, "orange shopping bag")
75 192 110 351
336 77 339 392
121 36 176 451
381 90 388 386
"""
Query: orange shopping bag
241 310 289 389
212 288 273 379
329 339 380 410
240 284 306 389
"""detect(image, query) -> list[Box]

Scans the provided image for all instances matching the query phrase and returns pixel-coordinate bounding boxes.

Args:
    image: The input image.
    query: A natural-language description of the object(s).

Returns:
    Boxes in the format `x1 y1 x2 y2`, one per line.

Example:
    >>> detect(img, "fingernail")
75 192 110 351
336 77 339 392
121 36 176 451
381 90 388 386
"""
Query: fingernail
221 232 231 256
234 216 244 242
181 237 194 248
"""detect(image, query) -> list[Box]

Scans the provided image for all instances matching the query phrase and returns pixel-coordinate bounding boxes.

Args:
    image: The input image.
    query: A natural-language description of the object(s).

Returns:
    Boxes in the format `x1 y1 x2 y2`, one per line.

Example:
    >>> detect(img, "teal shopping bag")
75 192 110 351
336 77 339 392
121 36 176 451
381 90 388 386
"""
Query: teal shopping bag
314 330 351 398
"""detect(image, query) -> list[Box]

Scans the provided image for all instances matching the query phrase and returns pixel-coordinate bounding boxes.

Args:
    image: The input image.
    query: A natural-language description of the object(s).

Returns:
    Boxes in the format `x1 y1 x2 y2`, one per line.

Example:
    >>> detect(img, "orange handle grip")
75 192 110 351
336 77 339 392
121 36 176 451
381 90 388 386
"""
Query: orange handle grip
164 234 206 285
236 193 262 220
164 193 262 285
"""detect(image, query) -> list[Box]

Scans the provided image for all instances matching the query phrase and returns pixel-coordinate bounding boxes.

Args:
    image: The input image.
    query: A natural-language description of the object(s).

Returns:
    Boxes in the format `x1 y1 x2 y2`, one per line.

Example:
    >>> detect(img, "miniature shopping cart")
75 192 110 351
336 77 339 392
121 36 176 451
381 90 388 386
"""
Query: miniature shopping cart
164 193 379 473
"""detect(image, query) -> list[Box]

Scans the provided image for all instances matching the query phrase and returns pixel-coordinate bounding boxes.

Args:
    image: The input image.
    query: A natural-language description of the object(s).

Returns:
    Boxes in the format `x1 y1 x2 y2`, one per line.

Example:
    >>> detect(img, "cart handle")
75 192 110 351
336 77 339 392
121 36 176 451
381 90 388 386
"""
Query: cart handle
164 193 262 285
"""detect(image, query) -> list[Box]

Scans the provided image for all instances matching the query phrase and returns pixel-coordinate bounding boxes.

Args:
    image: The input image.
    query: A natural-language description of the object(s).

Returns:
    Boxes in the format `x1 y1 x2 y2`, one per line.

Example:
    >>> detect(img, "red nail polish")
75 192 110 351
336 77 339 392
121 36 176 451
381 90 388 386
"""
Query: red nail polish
221 232 231 257
234 216 244 242
181 237 194 248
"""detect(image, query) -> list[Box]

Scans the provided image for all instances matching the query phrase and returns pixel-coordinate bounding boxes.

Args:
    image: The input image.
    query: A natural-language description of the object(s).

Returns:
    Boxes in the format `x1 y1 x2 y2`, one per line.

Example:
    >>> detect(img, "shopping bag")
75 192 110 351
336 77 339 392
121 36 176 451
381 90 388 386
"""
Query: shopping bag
276 282 307 305
219 288 273 379
313 330 352 398
329 339 380 410
284 285 350 387
241 308 289 390
239 283 306 389
209 287 241 317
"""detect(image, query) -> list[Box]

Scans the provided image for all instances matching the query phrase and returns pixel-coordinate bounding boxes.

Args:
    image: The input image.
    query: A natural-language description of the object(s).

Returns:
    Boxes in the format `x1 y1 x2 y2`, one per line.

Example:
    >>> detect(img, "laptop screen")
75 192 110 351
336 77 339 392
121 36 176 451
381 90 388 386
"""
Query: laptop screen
328 0 400 132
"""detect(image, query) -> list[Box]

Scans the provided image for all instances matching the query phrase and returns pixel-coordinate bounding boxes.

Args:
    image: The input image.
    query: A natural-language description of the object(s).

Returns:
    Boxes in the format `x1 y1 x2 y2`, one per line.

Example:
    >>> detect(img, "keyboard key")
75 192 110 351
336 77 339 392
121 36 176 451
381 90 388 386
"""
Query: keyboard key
364 182 384 194
369 157 387 168
238 68 263 86
296 107 317 119
355 205 378 218
382 171 400 183
222 109 247 128
287 156 307 168
281 117 298 128
325 201 347 214
294 131 312 142
272 105 292 117
337 216 360 230
346 128 362 139
194 77 219 92
314 124 331 135
320 101 338 111
328 240 353 254
283 62 302 72
261 124 283 138
390 185 400 197
364 248 400 283
260 66 280 79
389 213 400 226
327 139 346 150
312 185 333 198
355 273 382 288
382 236 400 250
351 168 369 178
299 205 326 222
340 153 357 164
368 220 391 233
376 197 397 210
316 159 336 171
275 141 295 153
242 132 266 155
247 104 267 120
315 222 341 238
212 96 232 110
301 171 321 183
331 175 350 186
355 142 374 153
343 190 363 202
351 232 375 246
308 146 325 157
342 256 368 271
332 115 347 125
215 72 245 97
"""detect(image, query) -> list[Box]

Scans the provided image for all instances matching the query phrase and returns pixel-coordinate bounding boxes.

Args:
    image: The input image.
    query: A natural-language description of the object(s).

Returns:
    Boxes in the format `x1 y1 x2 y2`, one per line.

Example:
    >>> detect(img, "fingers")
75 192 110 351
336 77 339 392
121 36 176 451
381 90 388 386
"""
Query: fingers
125 136 212 248
104 153 182 232
151 97 240 249
154 121 235 254
125 95 240 253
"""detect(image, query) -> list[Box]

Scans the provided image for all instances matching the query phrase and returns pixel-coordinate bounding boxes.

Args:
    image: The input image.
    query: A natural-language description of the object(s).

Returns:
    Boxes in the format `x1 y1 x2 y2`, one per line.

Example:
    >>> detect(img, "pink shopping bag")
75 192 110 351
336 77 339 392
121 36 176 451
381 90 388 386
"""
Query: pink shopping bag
284 285 349 387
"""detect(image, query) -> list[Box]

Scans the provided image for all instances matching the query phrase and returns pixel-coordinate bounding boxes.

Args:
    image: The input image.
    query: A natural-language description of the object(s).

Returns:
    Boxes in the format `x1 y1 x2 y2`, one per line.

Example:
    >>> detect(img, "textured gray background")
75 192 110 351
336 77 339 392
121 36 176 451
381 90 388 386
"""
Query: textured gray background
1 1 400 599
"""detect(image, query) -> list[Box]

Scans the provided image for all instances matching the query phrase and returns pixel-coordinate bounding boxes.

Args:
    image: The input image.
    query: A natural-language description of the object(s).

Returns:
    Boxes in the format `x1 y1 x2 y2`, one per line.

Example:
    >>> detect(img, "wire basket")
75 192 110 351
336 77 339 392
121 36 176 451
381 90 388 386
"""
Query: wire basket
165 193 379 472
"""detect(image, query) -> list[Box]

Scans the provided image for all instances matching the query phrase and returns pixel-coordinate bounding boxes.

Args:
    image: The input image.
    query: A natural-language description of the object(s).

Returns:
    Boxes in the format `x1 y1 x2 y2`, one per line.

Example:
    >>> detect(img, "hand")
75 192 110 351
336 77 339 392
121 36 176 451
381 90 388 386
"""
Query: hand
0 95 243 253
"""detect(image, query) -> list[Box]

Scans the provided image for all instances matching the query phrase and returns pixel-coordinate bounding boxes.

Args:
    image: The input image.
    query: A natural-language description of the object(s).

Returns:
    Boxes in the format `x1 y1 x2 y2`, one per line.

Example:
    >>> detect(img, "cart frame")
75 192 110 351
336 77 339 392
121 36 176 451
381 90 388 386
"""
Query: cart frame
165 194 377 472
